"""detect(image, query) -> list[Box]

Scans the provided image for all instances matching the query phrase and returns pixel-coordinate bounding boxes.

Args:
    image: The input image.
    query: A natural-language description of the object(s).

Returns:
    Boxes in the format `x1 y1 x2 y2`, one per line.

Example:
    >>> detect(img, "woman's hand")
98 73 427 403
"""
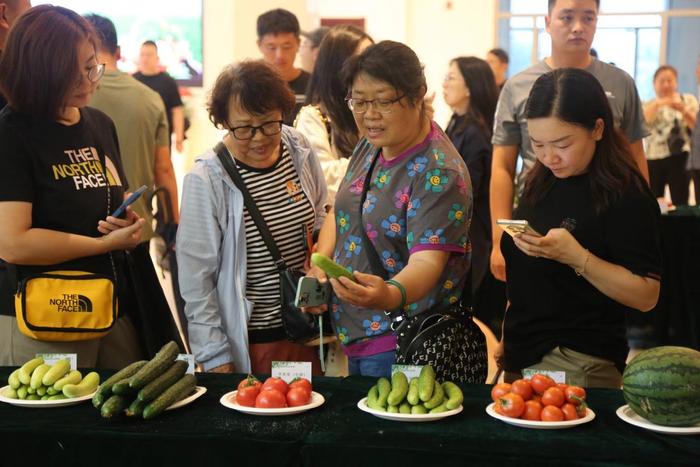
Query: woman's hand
512 228 588 271
329 271 398 311
302 264 329 315
97 207 145 251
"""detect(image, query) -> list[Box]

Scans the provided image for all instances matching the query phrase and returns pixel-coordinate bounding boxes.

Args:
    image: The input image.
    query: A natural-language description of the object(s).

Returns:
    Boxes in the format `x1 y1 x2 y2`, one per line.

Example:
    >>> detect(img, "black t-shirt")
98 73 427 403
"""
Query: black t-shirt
286 70 310 126
501 173 662 373
0 106 129 316
132 71 183 134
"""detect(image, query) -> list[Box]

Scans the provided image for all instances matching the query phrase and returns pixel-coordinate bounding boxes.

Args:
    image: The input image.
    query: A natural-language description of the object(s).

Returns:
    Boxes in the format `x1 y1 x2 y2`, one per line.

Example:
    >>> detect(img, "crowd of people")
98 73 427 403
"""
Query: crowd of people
2 0 700 388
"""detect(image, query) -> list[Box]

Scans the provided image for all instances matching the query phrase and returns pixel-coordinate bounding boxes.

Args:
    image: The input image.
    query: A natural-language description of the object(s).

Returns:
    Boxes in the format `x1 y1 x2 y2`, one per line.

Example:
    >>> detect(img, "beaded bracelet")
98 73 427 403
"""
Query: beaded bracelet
385 279 407 312
574 249 591 276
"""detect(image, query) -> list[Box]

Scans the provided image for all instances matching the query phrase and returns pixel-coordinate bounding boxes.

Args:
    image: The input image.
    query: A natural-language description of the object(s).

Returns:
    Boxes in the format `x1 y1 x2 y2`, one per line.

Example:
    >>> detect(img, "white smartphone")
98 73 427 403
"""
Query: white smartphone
496 219 542 238
294 276 330 308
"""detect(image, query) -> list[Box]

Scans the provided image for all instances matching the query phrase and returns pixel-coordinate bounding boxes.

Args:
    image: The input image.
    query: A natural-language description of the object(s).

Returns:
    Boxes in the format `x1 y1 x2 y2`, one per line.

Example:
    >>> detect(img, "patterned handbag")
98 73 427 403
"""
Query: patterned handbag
360 152 487 383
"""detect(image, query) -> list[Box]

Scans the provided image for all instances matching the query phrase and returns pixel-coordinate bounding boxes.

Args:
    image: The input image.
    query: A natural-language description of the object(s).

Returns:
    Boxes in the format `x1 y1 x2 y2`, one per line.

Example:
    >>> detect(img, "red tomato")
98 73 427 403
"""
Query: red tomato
255 388 286 408
540 405 565 422
261 377 289 395
495 393 525 418
576 403 588 418
530 374 556 395
565 385 587 406
521 400 543 421
541 387 566 408
510 379 533 401
286 387 311 407
235 385 260 407
289 377 312 394
557 383 569 392
490 383 512 402
237 375 262 391
561 402 579 420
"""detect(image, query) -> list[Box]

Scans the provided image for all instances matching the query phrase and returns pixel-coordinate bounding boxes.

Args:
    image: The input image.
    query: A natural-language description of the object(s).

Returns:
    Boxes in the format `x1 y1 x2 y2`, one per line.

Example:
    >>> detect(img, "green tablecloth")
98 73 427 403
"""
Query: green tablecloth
0 369 697 467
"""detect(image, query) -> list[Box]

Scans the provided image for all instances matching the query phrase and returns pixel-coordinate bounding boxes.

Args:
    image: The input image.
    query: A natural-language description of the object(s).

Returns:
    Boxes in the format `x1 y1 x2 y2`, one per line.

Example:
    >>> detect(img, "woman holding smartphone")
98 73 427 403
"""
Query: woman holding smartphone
0 5 145 367
496 68 661 388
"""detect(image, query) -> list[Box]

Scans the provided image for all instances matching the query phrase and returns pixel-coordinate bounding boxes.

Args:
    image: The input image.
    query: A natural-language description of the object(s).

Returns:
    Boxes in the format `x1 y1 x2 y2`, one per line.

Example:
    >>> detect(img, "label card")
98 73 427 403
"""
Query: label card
176 354 196 375
271 361 312 383
36 353 77 370
522 369 566 384
391 364 423 380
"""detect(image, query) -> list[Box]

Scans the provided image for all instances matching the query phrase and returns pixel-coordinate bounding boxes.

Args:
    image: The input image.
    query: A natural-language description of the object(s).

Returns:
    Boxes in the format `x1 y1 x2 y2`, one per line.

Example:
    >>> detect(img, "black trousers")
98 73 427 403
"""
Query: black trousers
648 152 689 206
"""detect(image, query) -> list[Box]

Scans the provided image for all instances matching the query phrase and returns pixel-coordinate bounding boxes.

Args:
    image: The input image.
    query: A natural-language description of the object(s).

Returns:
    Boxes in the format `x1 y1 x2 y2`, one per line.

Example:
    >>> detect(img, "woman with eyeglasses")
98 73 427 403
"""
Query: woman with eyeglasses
304 41 474 378
176 60 327 374
0 5 146 367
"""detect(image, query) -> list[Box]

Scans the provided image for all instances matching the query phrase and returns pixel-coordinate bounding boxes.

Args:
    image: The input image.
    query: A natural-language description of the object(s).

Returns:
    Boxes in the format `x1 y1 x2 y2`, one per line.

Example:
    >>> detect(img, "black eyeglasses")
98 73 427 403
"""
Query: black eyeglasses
229 120 284 140
345 95 405 114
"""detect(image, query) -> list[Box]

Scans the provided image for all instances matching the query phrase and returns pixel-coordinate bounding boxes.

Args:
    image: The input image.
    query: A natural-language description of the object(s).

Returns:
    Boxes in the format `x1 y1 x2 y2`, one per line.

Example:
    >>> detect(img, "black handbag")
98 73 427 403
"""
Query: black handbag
215 143 332 344
359 150 487 383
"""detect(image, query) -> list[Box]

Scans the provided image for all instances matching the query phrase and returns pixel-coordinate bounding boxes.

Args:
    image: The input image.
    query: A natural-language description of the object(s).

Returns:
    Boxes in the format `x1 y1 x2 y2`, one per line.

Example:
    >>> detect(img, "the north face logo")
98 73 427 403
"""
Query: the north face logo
49 294 93 312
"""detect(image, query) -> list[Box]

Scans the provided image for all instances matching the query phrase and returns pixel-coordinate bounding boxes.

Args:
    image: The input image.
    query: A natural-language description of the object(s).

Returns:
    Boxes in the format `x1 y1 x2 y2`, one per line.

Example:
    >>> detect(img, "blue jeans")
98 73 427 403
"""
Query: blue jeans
348 350 396 378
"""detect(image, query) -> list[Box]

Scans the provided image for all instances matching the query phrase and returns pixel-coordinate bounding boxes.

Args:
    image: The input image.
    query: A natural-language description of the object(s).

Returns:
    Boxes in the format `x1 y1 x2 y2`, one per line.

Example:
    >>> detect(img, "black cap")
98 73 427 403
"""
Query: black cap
301 26 330 48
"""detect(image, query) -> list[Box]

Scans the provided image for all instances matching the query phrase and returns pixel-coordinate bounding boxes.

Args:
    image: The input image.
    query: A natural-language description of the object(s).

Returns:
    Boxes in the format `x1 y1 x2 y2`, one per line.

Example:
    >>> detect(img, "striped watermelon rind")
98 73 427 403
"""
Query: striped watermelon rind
622 346 700 427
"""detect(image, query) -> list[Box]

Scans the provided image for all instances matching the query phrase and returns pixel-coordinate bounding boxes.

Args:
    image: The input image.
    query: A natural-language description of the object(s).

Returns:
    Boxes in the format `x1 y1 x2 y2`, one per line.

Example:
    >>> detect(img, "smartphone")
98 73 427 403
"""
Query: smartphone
294 276 330 308
496 219 542 238
111 185 148 218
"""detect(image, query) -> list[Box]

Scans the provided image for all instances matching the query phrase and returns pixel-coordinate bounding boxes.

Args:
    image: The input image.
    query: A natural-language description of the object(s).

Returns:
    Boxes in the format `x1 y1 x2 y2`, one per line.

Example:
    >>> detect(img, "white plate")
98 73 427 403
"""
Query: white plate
220 390 324 415
356 397 463 422
0 385 96 408
616 404 700 435
165 385 207 411
485 402 595 429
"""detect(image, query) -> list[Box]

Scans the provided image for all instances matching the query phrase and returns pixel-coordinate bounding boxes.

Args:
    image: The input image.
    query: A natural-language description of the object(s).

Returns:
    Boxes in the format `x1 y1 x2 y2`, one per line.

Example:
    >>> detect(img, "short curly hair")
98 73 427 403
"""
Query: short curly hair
207 60 295 129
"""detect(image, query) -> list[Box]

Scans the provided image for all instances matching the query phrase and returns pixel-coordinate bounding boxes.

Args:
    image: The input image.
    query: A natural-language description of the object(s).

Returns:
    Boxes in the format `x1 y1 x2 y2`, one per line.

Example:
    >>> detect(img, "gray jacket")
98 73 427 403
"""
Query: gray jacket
176 126 328 372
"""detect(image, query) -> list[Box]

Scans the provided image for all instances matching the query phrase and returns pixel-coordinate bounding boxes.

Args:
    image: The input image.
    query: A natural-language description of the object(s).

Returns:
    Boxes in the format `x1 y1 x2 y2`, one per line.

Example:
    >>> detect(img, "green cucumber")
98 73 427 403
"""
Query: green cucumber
411 404 428 414
111 378 135 396
92 360 147 408
41 395 50 400
42 359 71 386
126 398 148 417
137 360 188 402
387 405 399 413
36 386 47 397
376 377 391 408
2 387 18 399
407 377 420 405
30 364 50 389
26 386 36 395
128 341 180 390
442 382 464 410
142 374 196 420
423 379 444 409
26 394 40 400
418 365 436 402
429 401 449 414
63 371 100 398
47 394 67 401
387 371 409 406
8 369 21 389
46 386 60 396
54 370 82 391
399 402 411 414
17 386 28 400
310 253 356 282
100 394 129 419
18 357 43 385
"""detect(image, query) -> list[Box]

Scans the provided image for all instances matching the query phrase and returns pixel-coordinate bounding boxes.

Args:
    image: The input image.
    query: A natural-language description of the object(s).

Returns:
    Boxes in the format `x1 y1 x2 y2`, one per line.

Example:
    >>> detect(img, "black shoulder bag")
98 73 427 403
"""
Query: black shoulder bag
359 151 487 383
214 142 332 345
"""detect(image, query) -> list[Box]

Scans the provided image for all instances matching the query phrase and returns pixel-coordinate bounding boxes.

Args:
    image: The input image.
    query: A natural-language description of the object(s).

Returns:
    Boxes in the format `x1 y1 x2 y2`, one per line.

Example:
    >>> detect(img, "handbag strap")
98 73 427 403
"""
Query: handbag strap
214 141 289 272
358 149 475 313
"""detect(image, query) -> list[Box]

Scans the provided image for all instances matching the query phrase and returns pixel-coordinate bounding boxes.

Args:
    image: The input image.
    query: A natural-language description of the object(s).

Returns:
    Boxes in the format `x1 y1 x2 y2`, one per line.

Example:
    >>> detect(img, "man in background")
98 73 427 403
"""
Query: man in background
486 47 509 92
257 8 309 125
489 0 649 282
86 14 179 248
298 26 329 74
0 0 31 107
134 40 186 153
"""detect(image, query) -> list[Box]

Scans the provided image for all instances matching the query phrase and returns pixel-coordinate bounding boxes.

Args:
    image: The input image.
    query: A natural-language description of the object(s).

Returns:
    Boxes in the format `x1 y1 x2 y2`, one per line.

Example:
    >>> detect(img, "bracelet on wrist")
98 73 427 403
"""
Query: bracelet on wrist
574 249 591 276
385 279 407 312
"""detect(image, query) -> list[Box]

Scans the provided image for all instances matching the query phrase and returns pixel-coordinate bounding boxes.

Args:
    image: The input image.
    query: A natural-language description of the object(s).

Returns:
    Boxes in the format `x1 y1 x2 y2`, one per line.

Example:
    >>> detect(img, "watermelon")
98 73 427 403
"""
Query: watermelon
622 346 700 427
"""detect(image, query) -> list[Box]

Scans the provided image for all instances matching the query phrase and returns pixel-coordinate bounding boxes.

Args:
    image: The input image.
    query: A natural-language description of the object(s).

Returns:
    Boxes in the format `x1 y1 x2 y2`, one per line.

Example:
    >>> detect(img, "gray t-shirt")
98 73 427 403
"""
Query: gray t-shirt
492 59 649 192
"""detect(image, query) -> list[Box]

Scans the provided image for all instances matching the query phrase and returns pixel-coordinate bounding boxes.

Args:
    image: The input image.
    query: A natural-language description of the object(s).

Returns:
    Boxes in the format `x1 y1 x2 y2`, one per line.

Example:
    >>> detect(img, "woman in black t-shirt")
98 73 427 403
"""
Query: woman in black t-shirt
496 68 661 388
0 6 145 367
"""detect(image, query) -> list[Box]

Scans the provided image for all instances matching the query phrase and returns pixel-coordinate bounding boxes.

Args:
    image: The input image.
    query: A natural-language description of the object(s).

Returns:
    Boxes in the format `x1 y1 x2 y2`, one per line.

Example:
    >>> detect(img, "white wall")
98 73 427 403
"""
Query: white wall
181 0 496 172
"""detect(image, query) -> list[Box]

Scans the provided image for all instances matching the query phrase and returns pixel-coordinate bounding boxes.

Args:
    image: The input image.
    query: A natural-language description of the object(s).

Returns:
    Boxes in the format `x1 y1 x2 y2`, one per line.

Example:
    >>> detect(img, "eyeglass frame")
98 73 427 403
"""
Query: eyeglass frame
345 94 406 114
86 63 106 83
228 120 284 140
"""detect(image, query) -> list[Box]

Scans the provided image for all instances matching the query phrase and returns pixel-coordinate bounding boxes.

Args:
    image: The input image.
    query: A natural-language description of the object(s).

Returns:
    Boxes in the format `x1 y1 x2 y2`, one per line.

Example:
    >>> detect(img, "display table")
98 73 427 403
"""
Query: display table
0 369 697 467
